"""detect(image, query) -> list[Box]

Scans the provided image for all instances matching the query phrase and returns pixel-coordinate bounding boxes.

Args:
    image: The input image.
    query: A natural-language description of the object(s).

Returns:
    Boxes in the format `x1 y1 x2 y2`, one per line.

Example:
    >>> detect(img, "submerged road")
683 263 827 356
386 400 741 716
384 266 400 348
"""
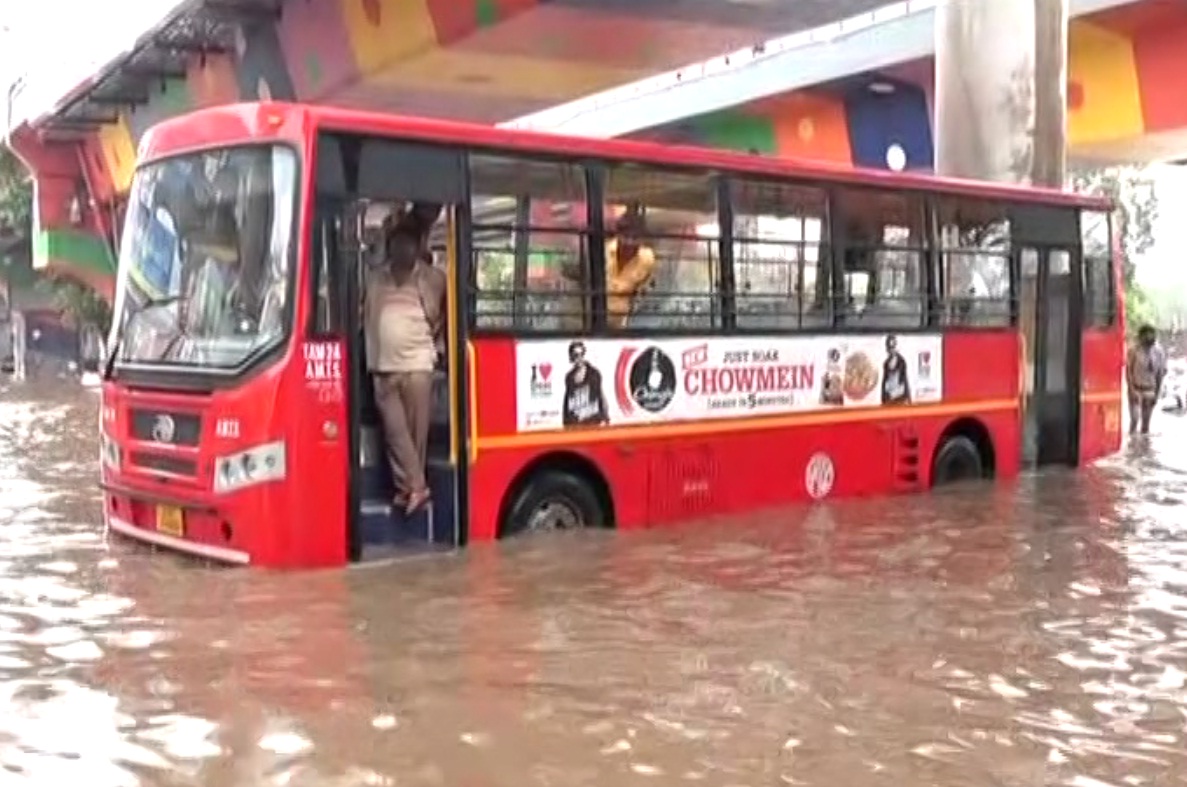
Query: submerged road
1 380 1185 786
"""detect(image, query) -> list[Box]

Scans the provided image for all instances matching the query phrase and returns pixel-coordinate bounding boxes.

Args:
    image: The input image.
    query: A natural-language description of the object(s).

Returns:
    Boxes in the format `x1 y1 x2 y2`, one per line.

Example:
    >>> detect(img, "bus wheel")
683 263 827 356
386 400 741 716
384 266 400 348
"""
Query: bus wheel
502 471 605 538
931 435 984 487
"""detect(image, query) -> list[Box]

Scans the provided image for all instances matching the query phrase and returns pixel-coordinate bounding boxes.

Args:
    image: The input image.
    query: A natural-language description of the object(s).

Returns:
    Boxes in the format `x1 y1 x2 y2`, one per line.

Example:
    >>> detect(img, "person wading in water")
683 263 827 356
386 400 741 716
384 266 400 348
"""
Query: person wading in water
1126 323 1166 435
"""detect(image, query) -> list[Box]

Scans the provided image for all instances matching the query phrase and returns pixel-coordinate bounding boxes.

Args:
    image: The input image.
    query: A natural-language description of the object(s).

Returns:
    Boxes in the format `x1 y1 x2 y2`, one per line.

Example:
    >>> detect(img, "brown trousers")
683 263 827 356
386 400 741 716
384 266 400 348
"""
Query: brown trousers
373 371 433 496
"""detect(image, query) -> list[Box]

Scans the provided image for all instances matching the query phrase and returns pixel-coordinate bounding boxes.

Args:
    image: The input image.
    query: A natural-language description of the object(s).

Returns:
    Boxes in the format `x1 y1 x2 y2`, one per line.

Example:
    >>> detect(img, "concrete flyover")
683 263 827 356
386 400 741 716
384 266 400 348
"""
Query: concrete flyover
3 0 891 293
513 0 1187 172
6 0 1182 293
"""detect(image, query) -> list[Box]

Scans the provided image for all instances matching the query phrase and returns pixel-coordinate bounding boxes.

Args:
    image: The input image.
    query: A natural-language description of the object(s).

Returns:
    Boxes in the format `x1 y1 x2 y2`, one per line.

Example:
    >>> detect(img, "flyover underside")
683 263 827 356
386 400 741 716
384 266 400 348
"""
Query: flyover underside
9 0 894 291
508 0 1187 173
12 0 1187 293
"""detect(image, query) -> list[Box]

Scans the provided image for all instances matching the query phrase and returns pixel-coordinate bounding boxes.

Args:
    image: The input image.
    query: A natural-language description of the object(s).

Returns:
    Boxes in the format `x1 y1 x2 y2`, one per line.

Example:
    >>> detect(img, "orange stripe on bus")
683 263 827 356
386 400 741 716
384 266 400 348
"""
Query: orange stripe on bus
1081 390 1121 404
475 397 1020 451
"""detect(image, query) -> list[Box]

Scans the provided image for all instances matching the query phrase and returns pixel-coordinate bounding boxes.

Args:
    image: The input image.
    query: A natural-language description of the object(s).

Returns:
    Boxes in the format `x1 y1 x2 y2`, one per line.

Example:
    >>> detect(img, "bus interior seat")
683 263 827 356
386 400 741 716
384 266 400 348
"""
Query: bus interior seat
736 297 830 331
849 301 925 328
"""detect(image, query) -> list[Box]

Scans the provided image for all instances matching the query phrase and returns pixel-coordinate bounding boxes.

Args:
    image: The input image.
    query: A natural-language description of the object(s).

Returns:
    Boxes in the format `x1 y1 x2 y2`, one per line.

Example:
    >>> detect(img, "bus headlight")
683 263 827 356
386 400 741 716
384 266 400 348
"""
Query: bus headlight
213 441 286 494
100 433 121 471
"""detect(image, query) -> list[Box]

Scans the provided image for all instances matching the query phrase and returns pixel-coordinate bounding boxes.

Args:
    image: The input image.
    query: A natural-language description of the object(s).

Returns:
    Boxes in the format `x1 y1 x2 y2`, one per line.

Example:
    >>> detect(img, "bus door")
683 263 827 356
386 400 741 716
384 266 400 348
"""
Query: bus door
315 133 468 561
1013 206 1082 468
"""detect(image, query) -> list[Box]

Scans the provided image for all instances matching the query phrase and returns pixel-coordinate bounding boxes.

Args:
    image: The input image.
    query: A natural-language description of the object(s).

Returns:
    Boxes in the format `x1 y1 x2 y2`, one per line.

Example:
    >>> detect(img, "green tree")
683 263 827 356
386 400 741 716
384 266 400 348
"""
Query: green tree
0 145 31 234
33 277 113 333
1070 166 1158 332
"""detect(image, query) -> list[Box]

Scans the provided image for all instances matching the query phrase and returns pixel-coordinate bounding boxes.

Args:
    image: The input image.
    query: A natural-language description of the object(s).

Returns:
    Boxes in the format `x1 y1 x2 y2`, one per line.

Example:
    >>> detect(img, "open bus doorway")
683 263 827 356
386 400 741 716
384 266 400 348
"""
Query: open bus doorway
313 134 469 562
1013 205 1083 468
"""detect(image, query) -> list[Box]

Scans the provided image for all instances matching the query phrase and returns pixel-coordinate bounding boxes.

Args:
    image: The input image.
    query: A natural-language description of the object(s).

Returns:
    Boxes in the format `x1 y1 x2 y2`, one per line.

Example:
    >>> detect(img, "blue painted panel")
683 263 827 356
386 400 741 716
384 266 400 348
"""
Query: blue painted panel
843 84 934 172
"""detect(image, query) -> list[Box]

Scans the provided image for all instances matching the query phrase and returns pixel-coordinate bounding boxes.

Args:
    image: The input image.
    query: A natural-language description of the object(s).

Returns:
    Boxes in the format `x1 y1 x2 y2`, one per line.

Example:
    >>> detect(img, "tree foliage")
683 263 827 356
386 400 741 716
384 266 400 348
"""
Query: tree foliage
32 277 113 333
1070 166 1158 331
0 145 32 235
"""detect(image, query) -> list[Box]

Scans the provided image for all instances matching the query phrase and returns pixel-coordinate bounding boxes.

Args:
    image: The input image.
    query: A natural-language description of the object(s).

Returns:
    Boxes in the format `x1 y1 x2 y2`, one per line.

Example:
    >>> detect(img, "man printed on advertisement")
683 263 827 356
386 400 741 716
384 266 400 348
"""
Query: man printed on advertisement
820 347 844 406
562 340 609 427
881 334 912 405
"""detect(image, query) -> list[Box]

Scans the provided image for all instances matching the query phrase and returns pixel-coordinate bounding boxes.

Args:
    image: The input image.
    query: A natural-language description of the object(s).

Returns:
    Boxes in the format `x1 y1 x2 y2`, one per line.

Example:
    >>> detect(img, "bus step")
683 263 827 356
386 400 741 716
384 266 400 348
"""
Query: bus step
359 498 434 545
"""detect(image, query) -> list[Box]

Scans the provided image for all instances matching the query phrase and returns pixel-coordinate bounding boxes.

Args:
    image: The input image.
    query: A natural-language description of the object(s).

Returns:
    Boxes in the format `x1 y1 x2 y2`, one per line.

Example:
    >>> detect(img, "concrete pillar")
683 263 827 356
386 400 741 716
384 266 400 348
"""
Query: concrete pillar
1031 0 1069 187
935 0 1069 186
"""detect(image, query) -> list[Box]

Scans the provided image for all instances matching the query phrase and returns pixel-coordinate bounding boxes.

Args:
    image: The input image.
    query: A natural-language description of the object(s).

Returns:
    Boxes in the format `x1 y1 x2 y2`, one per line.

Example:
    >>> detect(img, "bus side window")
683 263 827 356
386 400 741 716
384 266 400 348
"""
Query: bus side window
1080 209 1115 327
933 198 1012 327
468 156 589 332
601 165 719 331
730 179 829 330
834 189 927 329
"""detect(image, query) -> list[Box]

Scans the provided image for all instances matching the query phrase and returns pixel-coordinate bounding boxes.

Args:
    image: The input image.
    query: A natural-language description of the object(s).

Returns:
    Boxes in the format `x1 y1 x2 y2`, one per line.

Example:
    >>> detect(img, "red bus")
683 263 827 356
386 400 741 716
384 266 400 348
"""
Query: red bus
98 102 1124 569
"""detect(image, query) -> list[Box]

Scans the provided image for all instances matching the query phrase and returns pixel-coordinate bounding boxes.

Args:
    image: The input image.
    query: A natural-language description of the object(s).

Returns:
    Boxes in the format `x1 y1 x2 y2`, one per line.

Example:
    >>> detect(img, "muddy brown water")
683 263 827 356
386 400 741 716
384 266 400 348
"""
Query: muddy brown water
2 381 1186 786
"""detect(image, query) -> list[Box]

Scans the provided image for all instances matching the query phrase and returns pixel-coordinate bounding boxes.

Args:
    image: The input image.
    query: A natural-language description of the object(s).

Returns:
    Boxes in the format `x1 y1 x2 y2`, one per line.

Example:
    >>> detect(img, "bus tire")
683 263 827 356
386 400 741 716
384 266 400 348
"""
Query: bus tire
931 435 984 487
501 471 605 538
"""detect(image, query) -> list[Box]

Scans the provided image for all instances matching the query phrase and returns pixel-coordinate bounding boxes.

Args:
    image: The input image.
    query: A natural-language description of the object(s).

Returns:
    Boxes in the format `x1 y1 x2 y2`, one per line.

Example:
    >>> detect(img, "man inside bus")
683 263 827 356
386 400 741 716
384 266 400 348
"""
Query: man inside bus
606 204 656 329
393 201 444 265
364 225 446 514
1126 323 1166 435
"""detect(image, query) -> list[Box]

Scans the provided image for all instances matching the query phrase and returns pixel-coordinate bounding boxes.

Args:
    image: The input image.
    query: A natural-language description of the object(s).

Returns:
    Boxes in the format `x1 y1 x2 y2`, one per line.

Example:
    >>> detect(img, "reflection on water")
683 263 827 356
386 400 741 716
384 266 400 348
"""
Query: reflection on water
3 383 1187 786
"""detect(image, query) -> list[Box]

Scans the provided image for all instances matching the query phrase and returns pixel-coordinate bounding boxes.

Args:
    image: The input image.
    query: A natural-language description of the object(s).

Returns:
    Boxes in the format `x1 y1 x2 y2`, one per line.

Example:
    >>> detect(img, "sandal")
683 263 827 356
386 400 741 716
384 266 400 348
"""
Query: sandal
405 488 431 515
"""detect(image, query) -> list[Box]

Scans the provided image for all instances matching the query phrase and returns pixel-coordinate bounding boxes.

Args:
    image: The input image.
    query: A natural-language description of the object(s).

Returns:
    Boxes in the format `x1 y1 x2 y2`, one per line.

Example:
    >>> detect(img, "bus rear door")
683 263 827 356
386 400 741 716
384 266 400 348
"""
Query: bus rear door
1014 204 1082 468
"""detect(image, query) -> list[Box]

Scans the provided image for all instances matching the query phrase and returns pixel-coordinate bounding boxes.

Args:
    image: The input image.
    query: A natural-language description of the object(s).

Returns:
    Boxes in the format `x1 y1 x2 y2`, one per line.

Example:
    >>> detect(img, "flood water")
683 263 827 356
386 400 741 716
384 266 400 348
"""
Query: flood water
2 381 1187 787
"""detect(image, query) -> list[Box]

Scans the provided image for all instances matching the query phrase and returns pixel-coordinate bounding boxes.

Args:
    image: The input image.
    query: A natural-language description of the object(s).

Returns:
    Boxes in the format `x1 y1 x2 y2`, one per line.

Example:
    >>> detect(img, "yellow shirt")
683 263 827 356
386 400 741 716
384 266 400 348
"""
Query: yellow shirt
606 240 656 329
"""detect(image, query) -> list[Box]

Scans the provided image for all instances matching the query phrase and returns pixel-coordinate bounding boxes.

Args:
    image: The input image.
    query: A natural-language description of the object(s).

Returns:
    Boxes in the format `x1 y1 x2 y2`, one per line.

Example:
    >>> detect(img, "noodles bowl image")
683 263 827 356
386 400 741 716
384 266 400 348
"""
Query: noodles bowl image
842 351 879 403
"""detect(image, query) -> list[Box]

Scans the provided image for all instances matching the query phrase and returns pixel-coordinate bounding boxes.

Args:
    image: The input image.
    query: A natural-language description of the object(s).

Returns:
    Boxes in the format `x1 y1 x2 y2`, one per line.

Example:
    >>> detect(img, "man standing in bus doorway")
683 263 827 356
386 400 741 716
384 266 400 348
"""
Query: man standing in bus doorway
1127 324 1166 435
391 201 443 267
365 228 446 514
606 205 656 329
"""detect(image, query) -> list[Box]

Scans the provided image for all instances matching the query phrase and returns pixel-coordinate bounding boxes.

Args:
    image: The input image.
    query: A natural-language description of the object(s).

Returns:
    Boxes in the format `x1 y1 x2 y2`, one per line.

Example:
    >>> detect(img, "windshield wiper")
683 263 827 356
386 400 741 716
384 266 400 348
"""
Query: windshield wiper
102 294 187 379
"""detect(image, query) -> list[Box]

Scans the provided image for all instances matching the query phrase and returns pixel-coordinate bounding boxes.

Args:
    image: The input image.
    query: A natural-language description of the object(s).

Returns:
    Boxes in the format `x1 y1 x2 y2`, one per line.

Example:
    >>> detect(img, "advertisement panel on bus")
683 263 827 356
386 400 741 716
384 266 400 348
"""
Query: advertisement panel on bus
514 333 943 432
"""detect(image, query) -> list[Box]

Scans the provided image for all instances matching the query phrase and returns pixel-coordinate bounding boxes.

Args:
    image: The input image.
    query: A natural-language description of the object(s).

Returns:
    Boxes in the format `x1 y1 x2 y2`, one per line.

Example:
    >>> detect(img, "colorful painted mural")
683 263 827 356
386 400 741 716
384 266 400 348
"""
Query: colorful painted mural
16 0 1187 296
15 0 894 292
644 12 1187 169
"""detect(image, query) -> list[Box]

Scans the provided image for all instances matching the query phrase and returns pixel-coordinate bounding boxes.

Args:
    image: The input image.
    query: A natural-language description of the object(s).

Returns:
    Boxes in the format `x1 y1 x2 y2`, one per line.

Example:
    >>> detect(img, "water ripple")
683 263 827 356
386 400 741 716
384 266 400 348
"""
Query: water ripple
3 383 1187 785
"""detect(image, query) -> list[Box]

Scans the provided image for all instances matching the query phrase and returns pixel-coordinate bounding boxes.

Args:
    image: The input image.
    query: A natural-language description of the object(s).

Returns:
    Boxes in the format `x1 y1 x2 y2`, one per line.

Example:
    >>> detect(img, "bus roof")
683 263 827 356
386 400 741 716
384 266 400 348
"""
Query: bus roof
140 101 1112 211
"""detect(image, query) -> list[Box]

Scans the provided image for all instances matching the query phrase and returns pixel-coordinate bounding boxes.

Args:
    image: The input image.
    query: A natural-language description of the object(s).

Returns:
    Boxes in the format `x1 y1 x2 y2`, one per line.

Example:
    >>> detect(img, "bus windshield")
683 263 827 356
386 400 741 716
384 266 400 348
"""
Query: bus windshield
109 144 297 372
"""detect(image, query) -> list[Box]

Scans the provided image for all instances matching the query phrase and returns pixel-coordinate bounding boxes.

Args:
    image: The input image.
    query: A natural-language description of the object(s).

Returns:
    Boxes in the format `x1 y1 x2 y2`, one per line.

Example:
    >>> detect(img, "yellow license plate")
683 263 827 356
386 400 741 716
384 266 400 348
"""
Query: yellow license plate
156 506 185 537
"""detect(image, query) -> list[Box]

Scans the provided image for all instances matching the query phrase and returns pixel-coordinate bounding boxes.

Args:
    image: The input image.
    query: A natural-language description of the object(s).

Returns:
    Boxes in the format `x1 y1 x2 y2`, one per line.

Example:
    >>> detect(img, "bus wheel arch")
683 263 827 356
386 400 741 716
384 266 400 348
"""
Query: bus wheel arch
931 417 995 487
498 452 615 538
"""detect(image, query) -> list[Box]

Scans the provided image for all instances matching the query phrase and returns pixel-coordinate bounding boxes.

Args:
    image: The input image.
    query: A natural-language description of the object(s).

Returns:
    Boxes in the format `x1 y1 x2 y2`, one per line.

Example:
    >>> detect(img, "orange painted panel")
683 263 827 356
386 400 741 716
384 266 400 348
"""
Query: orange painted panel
769 93 852 164
369 49 646 100
341 0 439 75
1132 19 1187 132
424 0 476 45
1067 21 1144 145
1086 0 1187 38
80 136 115 204
189 54 240 108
